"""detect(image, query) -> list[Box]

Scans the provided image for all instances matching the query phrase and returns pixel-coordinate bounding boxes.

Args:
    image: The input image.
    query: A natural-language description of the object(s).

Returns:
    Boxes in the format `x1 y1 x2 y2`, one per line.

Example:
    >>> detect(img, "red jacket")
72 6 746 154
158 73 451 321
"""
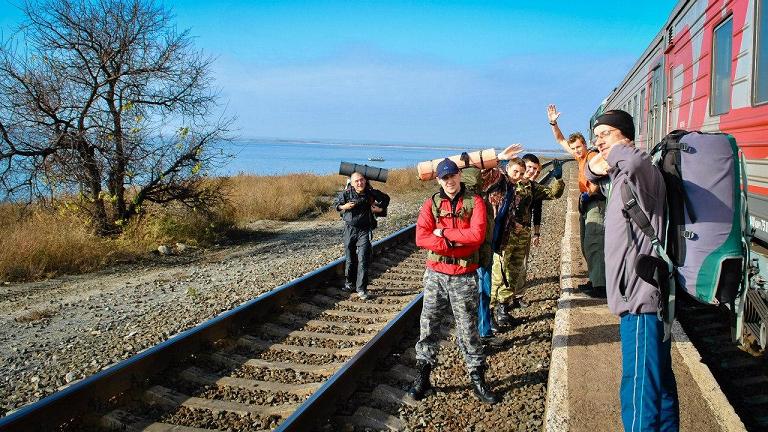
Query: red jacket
416 189 487 275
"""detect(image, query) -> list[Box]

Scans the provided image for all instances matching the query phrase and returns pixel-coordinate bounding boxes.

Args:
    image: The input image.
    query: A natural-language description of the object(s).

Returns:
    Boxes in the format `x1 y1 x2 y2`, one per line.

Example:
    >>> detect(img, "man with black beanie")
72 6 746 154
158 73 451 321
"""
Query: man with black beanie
586 109 679 430
592 109 636 141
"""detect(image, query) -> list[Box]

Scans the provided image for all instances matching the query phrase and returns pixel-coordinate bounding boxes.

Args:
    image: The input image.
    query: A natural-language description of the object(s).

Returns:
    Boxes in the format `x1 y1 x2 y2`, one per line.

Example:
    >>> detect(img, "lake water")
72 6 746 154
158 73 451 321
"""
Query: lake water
218 139 567 176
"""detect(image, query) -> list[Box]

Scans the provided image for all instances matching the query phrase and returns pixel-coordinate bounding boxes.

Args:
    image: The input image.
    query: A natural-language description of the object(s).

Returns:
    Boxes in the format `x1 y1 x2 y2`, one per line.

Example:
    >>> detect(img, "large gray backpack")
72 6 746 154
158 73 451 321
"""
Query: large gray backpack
620 131 749 339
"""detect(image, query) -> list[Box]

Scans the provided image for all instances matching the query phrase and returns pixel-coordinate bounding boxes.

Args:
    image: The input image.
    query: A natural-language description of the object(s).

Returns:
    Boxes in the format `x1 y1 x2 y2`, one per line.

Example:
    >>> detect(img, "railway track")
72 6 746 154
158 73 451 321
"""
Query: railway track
676 293 768 431
0 225 427 432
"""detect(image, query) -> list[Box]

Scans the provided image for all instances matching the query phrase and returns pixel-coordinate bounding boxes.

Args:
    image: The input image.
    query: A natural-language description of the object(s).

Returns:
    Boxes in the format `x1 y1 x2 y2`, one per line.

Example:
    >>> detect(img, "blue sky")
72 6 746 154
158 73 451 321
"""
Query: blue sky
0 0 678 150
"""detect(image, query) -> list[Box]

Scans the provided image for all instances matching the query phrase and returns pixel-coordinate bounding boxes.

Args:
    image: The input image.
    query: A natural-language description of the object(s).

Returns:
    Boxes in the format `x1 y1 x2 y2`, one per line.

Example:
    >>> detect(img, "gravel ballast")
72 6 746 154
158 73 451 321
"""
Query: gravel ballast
1 166 572 431
328 181 567 431
0 191 425 417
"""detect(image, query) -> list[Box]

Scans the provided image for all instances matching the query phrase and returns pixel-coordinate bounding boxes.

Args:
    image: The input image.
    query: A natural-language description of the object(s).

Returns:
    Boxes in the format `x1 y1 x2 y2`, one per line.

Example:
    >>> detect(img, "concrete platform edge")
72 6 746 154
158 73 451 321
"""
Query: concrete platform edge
545 185 576 431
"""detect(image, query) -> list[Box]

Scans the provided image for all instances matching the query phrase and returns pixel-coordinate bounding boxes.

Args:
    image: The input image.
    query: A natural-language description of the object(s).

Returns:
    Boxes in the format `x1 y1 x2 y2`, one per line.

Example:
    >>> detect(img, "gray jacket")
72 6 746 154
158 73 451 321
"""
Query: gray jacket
585 144 666 316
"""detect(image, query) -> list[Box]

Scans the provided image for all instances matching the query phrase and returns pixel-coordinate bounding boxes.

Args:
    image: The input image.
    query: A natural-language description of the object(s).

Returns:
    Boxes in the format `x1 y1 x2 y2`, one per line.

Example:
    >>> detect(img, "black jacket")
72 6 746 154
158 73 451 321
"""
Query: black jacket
334 185 390 230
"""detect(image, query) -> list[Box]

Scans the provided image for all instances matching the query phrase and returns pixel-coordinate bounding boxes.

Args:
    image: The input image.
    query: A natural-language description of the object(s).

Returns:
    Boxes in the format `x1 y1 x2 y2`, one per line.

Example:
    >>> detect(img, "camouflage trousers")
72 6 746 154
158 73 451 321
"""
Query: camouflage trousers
415 268 485 370
491 227 531 306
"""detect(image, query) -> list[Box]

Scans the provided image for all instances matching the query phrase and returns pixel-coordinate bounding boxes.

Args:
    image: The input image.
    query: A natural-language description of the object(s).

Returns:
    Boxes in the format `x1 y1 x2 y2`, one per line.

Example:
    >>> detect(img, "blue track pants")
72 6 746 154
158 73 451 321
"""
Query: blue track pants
476 266 492 337
619 313 679 431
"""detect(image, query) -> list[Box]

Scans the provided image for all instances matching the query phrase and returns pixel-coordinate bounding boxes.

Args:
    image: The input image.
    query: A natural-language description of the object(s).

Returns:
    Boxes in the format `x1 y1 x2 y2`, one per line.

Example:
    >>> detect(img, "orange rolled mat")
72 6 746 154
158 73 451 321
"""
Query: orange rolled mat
416 149 499 181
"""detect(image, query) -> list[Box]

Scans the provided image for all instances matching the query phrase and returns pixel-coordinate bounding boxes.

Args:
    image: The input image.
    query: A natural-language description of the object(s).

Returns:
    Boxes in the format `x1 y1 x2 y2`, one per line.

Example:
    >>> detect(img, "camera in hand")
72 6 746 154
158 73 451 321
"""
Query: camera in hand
350 196 369 207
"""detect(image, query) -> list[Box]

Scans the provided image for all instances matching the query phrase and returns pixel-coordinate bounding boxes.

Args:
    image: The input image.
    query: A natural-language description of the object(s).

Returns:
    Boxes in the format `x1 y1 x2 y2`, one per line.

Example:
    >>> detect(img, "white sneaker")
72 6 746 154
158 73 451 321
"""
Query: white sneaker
357 291 370 300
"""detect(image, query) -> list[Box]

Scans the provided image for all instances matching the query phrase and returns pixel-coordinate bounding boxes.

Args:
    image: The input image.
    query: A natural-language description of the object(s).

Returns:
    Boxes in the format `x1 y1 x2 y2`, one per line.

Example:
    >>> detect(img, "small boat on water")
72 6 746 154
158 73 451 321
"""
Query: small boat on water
368 156 385 162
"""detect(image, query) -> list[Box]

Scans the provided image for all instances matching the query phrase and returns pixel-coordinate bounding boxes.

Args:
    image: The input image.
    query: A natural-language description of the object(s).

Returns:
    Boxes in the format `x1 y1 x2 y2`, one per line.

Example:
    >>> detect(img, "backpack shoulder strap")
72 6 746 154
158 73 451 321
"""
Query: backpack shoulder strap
620 180 677 342
462 190 475 213
620 181 660 244
430 192 441 220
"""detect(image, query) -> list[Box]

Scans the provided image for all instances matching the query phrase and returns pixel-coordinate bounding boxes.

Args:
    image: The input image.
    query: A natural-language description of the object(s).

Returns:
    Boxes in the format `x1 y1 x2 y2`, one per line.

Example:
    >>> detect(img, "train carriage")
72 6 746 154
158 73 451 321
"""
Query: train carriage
593 0 768 349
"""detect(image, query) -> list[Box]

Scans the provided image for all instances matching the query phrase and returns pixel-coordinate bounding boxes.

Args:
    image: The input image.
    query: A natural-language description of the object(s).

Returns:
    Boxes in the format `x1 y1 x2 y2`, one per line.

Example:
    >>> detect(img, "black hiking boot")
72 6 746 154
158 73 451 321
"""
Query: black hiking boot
577 281 593 293
408 361 433 401
490 313 501 333
469 367 499 404
511 297 529 309
494 303 513 327
480 334 502 349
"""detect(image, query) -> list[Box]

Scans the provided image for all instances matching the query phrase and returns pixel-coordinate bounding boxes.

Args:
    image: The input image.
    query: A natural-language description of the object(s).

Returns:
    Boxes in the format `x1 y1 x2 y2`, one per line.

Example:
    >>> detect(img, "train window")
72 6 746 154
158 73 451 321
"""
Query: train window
633 94 638 130
639 88 646 133
756 0 768 104
712 17 733 115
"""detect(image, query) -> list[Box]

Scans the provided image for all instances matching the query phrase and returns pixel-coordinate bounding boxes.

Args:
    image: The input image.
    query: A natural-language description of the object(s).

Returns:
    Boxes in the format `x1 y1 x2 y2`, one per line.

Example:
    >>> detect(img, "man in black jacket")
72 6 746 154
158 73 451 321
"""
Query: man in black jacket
335 172 390 300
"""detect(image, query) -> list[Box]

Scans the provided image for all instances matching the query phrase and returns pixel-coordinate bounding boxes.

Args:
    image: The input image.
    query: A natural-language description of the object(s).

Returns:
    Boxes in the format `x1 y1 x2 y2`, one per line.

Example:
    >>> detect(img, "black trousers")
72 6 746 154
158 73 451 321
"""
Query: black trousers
343 225 372 293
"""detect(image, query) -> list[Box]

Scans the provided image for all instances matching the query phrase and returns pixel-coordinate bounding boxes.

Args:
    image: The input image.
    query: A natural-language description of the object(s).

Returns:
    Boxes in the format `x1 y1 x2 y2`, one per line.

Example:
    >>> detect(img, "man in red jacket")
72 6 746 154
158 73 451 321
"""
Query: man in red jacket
408 158 499 404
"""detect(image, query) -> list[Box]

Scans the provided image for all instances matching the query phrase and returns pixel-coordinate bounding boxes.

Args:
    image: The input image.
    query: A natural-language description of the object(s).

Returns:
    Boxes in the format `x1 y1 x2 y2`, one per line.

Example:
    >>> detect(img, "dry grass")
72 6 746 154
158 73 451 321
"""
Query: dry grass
0 206 141 281
226 173 340 222
0 167 432 281
14 308 56 323
0 200 234 282
225 167 431 224
377 167 432 195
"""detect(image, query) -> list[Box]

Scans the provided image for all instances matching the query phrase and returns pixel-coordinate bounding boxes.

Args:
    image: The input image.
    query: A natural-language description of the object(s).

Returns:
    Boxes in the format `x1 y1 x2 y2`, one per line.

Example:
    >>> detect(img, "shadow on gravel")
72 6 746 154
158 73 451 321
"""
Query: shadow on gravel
526 275 560 287
560 297 608 309
482 330 554 355
224 225 342 249
514 311 556 326
434 368 548 396
222 227 287 245
491 370 549 393
556 323 621 347
431 366 546 395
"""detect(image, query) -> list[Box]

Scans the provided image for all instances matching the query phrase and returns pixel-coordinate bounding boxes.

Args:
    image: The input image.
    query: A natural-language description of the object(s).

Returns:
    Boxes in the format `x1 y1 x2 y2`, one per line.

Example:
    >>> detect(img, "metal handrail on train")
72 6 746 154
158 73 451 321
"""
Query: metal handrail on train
0 224 418 431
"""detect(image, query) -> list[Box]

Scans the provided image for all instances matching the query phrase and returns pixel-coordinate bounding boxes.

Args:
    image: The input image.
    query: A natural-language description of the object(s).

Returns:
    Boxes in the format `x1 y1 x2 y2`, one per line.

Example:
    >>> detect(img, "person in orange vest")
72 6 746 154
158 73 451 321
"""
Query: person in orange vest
548 104 607 297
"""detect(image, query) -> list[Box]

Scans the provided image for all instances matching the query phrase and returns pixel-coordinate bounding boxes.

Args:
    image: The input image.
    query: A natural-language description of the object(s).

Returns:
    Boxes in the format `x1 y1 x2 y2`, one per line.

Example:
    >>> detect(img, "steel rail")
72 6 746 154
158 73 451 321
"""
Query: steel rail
276 292 423 431
0 224 417 432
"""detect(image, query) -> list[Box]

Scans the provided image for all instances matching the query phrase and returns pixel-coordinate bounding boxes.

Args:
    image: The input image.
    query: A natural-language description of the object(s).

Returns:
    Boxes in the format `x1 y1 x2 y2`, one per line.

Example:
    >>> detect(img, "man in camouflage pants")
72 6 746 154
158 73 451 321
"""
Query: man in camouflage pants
489 158 564 328
409 158 498 404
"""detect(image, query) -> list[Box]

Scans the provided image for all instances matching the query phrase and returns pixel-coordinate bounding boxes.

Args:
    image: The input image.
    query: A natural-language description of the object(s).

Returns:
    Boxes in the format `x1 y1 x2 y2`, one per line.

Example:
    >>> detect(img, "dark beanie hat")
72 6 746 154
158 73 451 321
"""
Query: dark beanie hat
594 110 635 141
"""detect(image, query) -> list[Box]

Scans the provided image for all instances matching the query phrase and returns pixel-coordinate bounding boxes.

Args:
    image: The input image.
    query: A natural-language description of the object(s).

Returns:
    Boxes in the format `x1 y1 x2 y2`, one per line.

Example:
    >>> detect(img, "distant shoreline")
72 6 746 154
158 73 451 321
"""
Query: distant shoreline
220 140 569 177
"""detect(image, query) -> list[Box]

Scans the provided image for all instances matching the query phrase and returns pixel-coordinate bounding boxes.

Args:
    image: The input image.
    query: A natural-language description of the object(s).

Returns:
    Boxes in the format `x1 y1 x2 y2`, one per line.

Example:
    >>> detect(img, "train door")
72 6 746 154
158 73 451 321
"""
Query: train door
647 66 664 146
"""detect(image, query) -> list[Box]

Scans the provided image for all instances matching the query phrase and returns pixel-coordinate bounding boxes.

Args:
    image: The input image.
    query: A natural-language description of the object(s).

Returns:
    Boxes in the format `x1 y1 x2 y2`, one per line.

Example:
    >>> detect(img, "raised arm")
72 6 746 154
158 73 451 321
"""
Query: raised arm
547 104 574 156
497 143 523 161
479 144 521 191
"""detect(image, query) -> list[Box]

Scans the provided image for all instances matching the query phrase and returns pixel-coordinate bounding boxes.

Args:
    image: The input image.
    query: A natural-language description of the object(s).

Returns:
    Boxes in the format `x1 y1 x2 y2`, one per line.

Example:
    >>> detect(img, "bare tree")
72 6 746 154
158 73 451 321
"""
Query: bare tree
0 0 233 234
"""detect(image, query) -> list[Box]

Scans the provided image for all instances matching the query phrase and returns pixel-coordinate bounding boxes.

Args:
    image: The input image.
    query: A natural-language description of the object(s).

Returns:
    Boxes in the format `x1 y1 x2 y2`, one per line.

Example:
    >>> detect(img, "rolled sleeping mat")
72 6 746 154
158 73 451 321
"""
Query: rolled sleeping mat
339 162 388 183
416 149 499 181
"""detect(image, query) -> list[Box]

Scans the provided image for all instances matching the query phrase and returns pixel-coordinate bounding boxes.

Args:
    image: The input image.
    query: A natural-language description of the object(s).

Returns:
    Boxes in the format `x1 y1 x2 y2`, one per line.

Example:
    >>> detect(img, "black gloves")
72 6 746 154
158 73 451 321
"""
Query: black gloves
551 159 563 180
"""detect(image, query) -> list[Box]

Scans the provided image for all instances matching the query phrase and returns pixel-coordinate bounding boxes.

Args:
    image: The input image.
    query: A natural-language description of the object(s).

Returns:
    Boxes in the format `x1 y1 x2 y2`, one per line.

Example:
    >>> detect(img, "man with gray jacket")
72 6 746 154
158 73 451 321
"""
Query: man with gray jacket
585 110 679 431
